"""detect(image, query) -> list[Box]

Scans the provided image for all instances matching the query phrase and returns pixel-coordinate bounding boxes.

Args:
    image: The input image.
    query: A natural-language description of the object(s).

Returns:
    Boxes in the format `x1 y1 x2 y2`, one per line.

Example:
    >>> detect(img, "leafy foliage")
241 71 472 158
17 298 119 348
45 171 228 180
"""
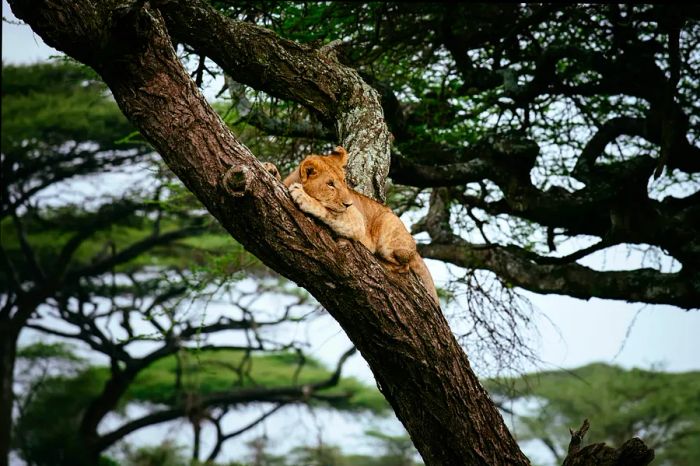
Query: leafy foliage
127 349 386 412
5 4 700 465
2 62 351 466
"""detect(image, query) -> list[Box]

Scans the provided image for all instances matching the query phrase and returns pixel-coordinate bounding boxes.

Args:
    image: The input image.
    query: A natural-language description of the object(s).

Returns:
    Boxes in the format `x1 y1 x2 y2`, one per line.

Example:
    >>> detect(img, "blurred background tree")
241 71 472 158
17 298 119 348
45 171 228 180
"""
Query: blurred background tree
487 364 700 466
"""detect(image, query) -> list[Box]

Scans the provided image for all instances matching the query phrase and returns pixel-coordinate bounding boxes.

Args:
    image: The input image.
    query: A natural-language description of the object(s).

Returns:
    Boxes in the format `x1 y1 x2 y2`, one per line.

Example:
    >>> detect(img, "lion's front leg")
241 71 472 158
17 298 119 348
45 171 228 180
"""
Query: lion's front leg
331 207 372 251
289 182 328 218
375 213 416 273
288 184 371 249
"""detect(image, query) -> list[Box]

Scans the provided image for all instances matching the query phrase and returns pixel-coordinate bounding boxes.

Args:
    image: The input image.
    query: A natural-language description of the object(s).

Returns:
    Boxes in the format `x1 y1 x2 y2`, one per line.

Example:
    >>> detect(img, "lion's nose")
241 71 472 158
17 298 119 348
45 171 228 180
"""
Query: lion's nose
343 201 353 208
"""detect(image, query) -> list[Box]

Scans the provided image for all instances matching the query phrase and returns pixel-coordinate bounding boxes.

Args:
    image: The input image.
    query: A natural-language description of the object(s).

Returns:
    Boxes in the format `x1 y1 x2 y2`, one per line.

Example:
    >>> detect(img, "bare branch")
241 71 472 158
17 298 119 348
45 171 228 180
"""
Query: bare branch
420 240 699 308
206 403 286 462
68 226 205 280
562 419 654 466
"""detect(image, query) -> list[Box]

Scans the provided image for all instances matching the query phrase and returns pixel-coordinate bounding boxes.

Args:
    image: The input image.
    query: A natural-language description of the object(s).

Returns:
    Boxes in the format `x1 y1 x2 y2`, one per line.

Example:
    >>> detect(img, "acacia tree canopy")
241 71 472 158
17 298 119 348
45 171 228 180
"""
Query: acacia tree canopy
220 3 699 309
14 343 382 466
7 1 527 465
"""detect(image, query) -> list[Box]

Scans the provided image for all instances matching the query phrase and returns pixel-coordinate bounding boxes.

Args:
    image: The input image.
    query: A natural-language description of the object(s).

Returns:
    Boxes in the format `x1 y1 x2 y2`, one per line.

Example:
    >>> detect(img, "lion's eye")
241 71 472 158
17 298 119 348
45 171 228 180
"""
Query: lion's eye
327 181 335 187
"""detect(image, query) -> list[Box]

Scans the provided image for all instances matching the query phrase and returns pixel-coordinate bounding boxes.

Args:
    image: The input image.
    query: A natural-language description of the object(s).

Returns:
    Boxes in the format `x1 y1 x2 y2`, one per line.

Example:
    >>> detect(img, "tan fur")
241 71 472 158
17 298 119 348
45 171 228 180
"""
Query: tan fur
266 147 438 304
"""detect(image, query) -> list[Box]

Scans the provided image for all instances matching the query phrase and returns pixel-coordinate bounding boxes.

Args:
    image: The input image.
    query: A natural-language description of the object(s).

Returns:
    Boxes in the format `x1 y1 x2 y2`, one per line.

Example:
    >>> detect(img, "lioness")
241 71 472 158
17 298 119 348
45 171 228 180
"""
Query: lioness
266 147 438 303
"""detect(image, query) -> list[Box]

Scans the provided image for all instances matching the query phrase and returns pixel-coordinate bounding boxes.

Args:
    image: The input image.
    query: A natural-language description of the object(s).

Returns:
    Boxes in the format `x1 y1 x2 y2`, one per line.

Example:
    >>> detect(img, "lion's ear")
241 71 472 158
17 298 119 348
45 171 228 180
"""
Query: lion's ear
331 146 348 168
300 159 318 182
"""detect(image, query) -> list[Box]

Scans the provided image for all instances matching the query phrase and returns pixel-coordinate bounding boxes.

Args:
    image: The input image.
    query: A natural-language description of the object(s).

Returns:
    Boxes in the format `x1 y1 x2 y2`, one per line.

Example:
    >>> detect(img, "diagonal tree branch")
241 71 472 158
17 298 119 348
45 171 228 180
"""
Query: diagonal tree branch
67 226 205 280
419 240 699 309
7 1 531 464
54 199 144 276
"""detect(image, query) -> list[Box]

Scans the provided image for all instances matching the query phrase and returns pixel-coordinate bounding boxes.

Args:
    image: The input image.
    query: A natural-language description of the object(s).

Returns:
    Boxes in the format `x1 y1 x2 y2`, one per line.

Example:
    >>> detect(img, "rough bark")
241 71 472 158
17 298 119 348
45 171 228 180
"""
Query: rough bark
158 0 391 201
8 1 530 464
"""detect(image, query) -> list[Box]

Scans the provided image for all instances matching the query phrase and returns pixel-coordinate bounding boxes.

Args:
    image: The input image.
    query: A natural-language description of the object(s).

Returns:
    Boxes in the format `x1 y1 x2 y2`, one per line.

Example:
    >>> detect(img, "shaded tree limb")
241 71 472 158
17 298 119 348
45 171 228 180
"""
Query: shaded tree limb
2 150 146 218
237 108 333 140
419 241 699 309
9 211 46 284
392 133 699 283
67 226 206 280
96 349 357 453
54 199 145 276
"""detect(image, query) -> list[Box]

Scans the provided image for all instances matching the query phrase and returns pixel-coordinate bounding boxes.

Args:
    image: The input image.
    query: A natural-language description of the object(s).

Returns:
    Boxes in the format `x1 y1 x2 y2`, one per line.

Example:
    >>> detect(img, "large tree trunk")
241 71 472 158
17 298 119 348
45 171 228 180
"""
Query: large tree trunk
8 1 529 464
0 322 18 466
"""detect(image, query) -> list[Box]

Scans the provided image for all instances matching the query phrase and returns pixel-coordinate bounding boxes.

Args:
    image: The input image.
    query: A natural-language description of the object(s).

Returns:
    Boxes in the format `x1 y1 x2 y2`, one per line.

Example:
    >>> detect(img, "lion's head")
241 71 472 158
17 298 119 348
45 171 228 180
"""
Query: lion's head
299 146 354 213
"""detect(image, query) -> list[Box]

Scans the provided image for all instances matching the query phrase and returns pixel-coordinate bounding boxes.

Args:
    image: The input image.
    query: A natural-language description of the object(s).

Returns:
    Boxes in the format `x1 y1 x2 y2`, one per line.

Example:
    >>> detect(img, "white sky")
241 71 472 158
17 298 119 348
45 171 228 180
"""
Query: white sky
4 3 700 465
2 1 60 63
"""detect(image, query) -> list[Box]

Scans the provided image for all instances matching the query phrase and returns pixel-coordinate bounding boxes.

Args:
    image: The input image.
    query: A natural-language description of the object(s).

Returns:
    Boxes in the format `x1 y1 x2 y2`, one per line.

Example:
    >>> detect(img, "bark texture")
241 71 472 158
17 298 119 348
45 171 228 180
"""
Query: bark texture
6 2 658 465
8 1 528 464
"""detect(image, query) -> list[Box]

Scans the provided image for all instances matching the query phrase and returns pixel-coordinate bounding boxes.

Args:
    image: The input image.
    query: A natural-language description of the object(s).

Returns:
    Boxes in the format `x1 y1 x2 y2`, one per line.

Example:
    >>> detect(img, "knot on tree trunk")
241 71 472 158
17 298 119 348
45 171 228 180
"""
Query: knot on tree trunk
562 419 654 466
222 165 252 197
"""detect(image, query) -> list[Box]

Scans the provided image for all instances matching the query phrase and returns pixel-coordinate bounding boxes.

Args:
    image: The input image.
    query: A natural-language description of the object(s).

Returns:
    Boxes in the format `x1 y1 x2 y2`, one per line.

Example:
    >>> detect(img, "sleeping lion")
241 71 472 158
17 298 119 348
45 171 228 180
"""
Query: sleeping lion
265 146 438 304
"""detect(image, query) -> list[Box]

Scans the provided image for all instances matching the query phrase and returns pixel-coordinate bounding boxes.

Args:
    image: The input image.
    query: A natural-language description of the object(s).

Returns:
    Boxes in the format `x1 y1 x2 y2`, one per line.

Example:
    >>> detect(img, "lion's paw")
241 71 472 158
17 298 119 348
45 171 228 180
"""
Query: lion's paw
288 182 303 197
262 162 281 181
289 182 308 206
289 183 325 217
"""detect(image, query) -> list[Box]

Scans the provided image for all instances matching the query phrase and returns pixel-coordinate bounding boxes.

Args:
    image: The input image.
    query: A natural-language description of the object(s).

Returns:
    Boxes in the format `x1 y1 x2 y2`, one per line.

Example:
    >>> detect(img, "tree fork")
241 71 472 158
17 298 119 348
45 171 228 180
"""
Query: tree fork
157 0 392 201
